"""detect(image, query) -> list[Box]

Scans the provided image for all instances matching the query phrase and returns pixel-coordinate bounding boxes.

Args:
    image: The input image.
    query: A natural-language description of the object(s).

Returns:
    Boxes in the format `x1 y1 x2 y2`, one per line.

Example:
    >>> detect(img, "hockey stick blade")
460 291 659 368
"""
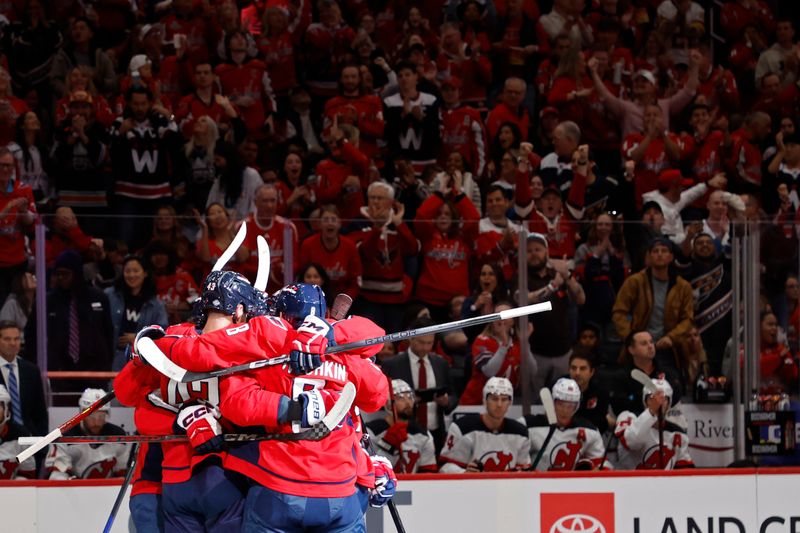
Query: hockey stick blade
16 390 115 463
631 369 659 393
253 235 270 292
212 221 247 272
19 383 356 447
330 293 353 321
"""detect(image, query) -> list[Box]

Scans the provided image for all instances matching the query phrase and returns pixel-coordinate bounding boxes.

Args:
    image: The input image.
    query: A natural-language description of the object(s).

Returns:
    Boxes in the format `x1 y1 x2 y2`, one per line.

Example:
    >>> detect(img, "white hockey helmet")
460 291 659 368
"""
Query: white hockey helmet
483 376 513 402
0 384 11 428
79 388 110 412
642 378 673 408
552 377 581 404
391 379 414 397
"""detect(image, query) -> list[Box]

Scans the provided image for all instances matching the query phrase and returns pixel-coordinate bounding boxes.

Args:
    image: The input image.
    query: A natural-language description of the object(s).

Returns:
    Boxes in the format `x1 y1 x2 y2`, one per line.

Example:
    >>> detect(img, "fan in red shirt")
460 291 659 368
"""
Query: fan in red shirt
0 148 35 287
323 65 385 164
175 62 244 141
720 0 775 43
298 205 362 300
0 68 27 146
725 111 772 194
256 5 308 98
160 0 213 64
440 76 488 177
313 120 370 222
436 22 492 107
414 173 480 319
215 30 276 138
547 47 594 125
486 77 530 142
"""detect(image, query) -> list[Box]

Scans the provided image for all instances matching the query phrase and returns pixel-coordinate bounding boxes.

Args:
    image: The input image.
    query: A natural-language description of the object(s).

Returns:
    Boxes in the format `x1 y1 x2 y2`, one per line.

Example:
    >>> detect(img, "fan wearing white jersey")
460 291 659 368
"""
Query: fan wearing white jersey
368 379 438 473
614 378 694 470
0 384 35 479
46 388 130 480
522 378 610 471
440 377 531 473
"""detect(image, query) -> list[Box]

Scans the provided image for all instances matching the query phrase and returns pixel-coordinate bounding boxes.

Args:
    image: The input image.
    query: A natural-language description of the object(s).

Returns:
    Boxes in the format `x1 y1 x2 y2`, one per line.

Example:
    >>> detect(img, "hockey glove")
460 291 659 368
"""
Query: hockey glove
289 315 334 374
131 325 166 366
369 455 397 508
382 422 408 449
287 388 342 428
174 403 225 455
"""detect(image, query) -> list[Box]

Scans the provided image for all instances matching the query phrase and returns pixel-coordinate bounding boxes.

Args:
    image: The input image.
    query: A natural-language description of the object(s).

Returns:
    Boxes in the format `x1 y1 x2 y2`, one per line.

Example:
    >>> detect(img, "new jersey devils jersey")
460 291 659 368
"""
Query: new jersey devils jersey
46 423 129 479
521 415 608 471
614 410 694 470
440 414 531 473
367 419 437 473
0 422 35 479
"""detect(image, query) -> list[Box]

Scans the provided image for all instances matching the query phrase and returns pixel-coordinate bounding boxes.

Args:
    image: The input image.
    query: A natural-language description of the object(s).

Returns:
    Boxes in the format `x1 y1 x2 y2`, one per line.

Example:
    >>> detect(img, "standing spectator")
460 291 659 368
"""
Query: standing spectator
242 183 299 292
175 62 243 142
298 205 362 300
0 67 28 146
0 273 35 333
699 190 743 253
195 202 250 271
41 206 103 268
205 141 263 223
382 316 457 452
726 111 772 194
547 47 594 125
434 152 482 213
413 173 480 321
110 86 181 250
49 17 116 98
540 0 594 48
143 241 198 325
0 147 35 304
51 90 110 236
486 77 530 142
257 7 304 101
682 103 727 192
755 19 798 86
693 41 740 115
535 121 585 191
383 61 441 174
436 22 492 107
587 54 699 138
160 0 213 64
367 379 438 473
348 181 418 331
517 232 586 395
216 30 276 137
8 111 51 205
574 212 629 335
176 115 219 212
460 301 535 405
753 311 798 393
612 238 694 380
440 377 531 472
26 250 114 399
323 64 385 163
0 321 47 436
720 0 775 45
474 185 523 280
642 169 727 244
439 77 488 178
315 121 370 222
303 0 356 98
491 0 540 84
105 255 168 371
766 132 800 214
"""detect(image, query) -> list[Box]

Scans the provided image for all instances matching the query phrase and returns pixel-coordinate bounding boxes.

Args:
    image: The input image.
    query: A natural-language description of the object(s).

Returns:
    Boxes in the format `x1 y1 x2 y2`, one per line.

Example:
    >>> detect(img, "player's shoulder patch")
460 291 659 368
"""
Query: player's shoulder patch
367 419 390 435
502 418 529 437
570 416 600 431
523 414 550 428
453 413 485 435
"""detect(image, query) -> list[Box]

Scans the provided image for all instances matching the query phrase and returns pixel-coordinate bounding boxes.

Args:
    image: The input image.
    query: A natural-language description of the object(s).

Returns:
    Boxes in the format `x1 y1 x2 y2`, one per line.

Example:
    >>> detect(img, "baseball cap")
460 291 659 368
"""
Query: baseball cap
641 200 663 215
540 184 563 199
658 169 693 189
648 236 674 253
440 76 462 89
539 106 559 119
527 232 548 248
634 69 657 85
129 54 152 74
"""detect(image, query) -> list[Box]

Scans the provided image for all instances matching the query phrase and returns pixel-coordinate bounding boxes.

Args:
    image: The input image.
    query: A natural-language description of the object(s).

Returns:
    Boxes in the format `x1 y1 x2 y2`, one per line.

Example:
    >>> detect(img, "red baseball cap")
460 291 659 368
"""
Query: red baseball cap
440 76 462 89
658 169 693 189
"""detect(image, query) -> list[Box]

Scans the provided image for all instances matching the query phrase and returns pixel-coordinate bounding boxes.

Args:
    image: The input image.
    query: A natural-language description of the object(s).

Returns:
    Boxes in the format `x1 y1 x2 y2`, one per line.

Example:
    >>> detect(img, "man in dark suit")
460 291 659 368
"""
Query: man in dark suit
0 320 48 436
382 317 457 453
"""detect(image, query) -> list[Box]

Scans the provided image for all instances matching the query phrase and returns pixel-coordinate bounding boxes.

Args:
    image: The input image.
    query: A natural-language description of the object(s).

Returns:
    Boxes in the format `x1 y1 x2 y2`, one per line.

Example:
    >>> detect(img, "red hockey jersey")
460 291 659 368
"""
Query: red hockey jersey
298 234 362 300
441 106 488 176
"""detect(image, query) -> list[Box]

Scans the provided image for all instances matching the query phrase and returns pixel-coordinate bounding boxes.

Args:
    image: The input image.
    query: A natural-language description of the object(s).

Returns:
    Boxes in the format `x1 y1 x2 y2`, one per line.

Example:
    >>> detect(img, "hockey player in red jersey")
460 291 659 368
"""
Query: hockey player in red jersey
440 377 531 473
522 378 610 471
614 378 694 470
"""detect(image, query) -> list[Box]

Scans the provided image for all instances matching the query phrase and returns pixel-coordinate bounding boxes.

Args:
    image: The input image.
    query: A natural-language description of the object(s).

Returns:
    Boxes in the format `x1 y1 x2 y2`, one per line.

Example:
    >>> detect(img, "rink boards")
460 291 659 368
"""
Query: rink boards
1 468 798 533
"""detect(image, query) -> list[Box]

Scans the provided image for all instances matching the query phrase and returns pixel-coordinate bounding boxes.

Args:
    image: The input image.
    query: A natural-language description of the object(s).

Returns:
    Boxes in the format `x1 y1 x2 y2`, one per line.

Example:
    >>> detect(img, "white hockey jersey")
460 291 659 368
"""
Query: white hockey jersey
614 410 694 470
46 423 131 480
0 423 36 479
521 414 609 471
440 414 531 473
367 418 438 473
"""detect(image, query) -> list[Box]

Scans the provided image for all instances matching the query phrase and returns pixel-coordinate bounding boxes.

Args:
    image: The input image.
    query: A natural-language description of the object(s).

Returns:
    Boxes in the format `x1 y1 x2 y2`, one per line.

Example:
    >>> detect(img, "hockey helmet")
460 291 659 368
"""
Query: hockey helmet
274 283 327 328
79 388 110 412
199 270 270 321
483 376 513 402
0 384 11 428
642 378 673 408
552 377 581 404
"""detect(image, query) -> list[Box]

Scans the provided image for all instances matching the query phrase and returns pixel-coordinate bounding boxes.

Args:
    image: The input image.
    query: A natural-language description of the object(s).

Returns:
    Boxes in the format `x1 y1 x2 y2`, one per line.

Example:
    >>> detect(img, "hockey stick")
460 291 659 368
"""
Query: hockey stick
212 221 248 272
530 388 557 471
16 390 116 464
360 417 406 533
330 293 353 321
141 302 553 383
253 235 270 292
20 382 356 447
102 442 140 533
630 369 665 468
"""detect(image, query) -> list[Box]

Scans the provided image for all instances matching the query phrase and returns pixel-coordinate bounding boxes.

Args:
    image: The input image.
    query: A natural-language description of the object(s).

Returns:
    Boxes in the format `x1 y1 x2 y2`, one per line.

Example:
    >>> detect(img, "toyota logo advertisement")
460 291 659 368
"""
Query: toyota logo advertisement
549 514 607 533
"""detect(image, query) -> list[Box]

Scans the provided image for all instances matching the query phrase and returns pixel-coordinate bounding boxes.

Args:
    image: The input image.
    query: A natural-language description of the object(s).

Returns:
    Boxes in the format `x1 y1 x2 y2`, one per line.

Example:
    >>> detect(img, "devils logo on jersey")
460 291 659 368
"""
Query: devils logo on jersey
402 450 421 473
477 451 513 471
549 441 584 471
82 457 117 478
0 459 17 479
638 445 677 469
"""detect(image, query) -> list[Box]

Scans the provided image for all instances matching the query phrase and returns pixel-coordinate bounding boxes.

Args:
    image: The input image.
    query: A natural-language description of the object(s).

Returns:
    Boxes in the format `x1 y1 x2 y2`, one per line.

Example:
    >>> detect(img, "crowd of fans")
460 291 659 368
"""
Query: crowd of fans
0 0 800 475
